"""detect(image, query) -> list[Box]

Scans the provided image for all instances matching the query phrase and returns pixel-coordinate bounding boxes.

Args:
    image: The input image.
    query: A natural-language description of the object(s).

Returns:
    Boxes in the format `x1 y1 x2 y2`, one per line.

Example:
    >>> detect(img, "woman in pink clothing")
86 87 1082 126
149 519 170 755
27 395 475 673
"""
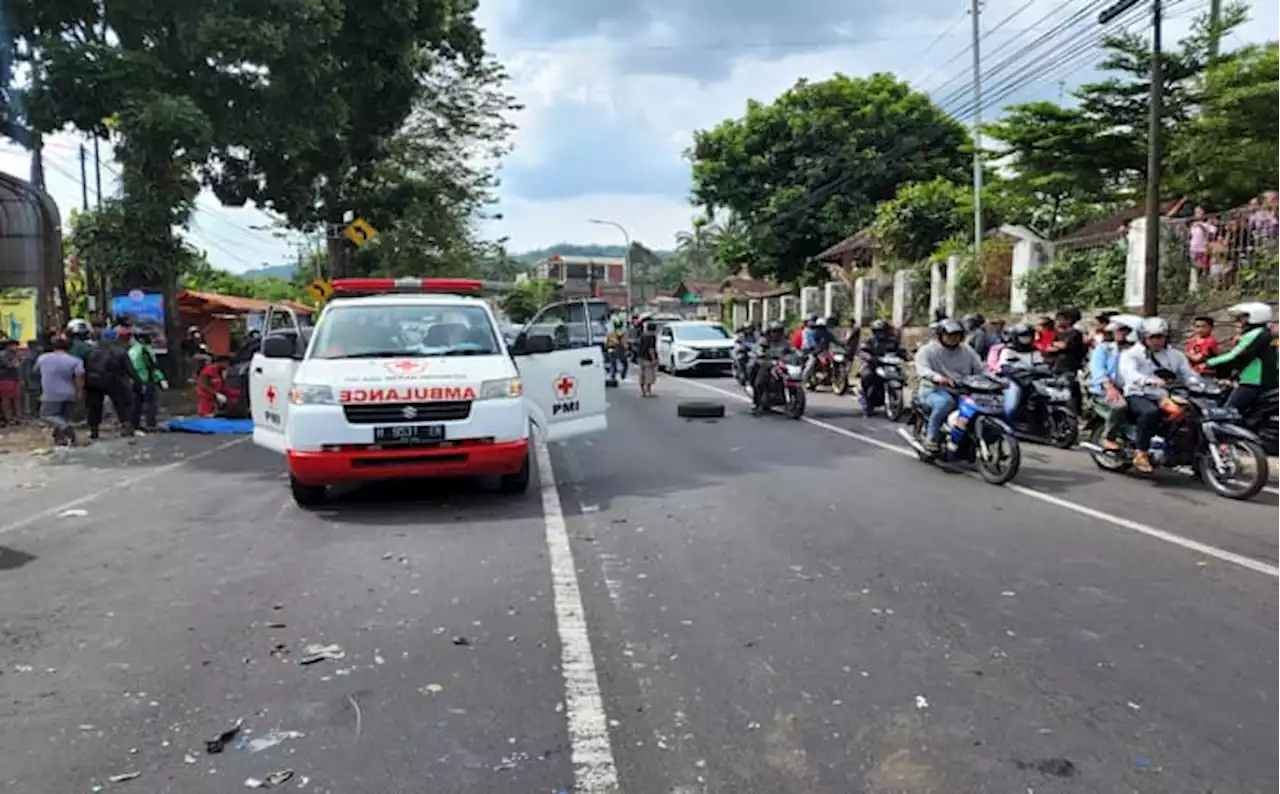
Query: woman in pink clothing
1188 206 1216 272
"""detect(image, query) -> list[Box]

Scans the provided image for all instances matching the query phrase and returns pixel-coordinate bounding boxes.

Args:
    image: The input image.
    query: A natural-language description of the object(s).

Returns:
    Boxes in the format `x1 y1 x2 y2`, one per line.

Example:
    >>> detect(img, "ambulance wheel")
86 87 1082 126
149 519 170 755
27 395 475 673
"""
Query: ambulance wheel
290 476 328 508
499 452 531 494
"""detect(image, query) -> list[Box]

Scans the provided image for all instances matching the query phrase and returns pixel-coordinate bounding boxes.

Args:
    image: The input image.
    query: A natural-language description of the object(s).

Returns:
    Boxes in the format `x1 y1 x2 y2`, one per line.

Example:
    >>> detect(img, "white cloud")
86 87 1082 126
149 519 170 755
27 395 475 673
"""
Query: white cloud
487 193 698 250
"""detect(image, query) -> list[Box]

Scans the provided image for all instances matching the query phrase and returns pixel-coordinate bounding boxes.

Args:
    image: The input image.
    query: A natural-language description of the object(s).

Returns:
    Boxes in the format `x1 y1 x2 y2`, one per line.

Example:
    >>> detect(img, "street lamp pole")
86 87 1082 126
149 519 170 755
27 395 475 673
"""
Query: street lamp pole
589 218 632 311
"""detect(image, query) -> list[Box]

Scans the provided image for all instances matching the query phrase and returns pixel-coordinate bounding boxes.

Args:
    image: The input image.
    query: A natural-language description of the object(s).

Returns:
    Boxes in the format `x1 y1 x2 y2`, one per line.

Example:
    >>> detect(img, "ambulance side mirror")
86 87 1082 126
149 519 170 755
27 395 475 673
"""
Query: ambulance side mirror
262 335 298 359
511 333 554 356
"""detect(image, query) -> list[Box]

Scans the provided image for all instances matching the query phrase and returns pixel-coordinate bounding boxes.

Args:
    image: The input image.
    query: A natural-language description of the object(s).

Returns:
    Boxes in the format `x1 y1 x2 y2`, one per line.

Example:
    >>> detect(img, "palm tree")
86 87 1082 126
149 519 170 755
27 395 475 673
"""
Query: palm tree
674 216 723 280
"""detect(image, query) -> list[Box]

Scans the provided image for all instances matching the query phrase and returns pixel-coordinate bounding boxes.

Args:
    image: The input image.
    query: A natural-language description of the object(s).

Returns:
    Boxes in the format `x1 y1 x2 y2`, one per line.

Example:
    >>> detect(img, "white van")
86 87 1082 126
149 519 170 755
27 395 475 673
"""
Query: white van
249 279 608 506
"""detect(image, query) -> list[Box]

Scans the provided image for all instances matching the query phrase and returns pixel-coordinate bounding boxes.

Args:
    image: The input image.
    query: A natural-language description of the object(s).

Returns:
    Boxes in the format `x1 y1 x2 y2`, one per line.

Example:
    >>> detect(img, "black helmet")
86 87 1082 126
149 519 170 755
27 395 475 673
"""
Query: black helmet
1009 322 1035 350
766 320 785 334
870 319 889 333
807 314 818 325
962 313 985 331
935 318 964 336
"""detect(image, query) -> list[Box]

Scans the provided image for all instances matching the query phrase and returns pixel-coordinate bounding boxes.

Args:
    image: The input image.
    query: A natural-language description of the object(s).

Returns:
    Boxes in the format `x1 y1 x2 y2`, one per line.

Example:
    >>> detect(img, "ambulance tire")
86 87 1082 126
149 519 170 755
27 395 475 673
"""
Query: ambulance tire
499 451 531 494
290 476 328 509
677 400 726 419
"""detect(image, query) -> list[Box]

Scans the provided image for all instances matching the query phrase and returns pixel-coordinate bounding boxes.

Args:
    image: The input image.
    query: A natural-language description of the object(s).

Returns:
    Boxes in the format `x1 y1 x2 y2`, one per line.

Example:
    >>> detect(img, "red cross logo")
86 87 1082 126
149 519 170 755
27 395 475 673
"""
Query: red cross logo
555 374 577 400
385 360 426 376
265 385 277 405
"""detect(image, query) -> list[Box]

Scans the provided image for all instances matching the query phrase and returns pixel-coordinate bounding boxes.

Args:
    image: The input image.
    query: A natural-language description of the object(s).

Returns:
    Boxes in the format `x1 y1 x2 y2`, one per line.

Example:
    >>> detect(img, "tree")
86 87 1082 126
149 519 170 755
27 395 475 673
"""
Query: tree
870 179 970 263
981 104 1120 236
674 217 722 279
500 279 558 324
688 73 969 283
1166 42 1278 208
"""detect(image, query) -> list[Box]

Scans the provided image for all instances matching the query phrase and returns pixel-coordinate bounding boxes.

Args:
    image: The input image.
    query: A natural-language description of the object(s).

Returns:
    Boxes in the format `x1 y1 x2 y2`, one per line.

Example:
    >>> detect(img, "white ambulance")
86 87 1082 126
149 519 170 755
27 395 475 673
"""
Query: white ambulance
249 278 608 507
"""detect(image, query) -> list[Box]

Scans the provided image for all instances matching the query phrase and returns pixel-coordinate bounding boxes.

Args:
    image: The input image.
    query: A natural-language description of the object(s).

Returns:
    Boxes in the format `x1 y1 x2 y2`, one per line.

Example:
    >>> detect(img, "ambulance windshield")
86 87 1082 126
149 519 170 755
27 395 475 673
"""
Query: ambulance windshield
310 303 501 359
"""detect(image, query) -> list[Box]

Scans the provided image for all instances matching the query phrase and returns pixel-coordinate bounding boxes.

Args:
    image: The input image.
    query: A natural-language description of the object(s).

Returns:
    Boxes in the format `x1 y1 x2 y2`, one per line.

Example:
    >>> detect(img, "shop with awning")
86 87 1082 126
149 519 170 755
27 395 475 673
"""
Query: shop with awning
178 290 313 355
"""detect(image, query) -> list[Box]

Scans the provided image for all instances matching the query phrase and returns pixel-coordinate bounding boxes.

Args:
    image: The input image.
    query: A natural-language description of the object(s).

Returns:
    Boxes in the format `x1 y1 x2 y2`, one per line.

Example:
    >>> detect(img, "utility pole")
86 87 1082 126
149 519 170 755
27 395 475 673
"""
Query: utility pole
1206 0 1221 60
1100 0 1162 316
588 218 633 311
969 0 984 272
93 137 103 207
79 144 90 210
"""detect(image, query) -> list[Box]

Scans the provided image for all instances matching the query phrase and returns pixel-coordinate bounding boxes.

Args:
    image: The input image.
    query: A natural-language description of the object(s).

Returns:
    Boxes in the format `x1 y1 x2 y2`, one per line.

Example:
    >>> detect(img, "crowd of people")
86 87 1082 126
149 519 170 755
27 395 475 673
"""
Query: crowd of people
913 303 1277 469
0 319 242 446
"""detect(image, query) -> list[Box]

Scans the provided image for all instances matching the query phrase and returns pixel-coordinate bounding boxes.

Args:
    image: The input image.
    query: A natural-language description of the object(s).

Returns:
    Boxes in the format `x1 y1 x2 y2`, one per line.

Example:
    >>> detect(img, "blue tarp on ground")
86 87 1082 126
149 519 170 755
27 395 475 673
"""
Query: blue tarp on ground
165 417 254 434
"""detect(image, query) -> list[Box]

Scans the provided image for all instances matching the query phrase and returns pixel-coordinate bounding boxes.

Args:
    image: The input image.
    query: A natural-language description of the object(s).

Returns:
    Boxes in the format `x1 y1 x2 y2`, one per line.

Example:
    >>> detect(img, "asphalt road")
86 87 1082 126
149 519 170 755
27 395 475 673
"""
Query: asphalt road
1 372 1275 793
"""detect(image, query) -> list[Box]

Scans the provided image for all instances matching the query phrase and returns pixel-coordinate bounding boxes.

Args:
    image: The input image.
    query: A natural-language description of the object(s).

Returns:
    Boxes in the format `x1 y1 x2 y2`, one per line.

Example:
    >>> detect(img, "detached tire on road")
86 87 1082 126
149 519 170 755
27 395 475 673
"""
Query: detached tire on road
677 400 726 419
290 476 327 509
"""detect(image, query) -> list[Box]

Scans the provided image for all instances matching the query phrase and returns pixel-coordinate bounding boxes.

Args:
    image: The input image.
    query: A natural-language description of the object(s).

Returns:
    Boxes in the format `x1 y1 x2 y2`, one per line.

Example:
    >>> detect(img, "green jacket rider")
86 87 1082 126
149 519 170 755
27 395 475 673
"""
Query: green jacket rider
1206 302 1276 413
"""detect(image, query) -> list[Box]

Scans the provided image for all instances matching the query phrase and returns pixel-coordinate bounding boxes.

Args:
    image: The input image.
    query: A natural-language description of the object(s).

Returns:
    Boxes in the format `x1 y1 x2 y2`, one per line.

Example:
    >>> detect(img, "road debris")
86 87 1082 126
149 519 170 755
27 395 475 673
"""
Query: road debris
1014 757 1077 778
298 643 345 665
184 754 199 764
450 635 471 646
915 695 929 709
242 729 305 753
107 771 141 783
420 683 444 695
205 718 244 754
57 508 89 518
244 769 294 788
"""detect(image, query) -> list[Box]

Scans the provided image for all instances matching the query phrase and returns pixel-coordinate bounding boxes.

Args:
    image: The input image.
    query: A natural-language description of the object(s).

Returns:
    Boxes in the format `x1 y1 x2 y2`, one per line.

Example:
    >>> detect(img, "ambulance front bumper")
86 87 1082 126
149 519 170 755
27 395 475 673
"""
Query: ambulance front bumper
284 397 529 485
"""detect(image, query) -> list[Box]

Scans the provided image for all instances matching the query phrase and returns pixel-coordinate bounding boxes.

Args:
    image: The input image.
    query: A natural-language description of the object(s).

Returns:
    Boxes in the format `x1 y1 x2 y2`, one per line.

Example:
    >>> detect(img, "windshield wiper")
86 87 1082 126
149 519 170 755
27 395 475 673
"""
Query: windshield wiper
436 349 496 357
339 351 415 359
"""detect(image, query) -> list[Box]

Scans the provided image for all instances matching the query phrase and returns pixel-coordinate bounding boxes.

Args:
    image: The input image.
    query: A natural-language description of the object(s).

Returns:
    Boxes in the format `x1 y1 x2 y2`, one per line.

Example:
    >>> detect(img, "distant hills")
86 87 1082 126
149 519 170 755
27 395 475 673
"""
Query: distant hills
238 263 297 279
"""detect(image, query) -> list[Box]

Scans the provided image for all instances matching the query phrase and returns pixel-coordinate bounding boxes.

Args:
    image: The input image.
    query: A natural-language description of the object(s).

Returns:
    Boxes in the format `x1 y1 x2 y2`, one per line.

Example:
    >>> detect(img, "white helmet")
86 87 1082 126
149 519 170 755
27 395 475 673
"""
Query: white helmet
1140 317 1170 337
1106 314 1143 333
66 318 91 336
815 317 827 327
1225 302 1272 325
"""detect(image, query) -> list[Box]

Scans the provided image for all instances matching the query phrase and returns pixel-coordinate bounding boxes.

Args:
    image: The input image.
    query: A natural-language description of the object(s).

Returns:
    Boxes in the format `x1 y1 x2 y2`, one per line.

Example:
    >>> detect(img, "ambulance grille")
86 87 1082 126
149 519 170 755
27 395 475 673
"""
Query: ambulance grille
343 401 472 424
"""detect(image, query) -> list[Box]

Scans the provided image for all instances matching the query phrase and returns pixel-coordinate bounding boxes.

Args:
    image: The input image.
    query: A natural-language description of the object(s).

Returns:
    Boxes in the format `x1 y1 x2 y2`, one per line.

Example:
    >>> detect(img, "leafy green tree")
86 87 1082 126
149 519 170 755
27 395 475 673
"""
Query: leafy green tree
500 279 558 324
688 73 969 283
674 217 722 279
1166 42 1278 208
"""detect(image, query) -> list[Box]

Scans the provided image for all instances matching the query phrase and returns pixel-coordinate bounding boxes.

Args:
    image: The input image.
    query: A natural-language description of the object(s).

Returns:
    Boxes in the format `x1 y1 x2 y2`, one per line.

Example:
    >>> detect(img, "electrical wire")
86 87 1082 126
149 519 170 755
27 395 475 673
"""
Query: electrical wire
917 0 1059 93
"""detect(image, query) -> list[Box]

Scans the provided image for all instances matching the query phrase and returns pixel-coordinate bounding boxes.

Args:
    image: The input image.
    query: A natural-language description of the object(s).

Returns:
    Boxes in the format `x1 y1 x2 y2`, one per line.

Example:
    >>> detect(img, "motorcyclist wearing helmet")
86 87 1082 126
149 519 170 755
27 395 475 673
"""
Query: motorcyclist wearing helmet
1207 302 1277 414
65 318 97 362
802 317 837 382
799 315 821 353
914 318 986 453
751 320 793 412
1118 316 1198 471
994 322 1044 419
1089 314 1141 449
963 314 992 360
857 319 905 414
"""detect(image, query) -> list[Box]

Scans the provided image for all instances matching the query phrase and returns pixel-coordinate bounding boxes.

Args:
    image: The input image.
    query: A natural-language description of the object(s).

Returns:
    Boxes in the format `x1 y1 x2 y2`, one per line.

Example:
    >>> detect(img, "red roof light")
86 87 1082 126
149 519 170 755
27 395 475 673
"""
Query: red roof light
331 278 486 295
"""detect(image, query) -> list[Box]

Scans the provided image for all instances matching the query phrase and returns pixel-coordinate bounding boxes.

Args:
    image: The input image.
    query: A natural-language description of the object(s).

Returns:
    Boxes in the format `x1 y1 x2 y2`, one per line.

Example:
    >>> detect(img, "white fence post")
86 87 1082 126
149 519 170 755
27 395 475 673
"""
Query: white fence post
799 286 819 318
1124 219 1147 310
944 254 958 317
892 270 911 328
823 282 837 318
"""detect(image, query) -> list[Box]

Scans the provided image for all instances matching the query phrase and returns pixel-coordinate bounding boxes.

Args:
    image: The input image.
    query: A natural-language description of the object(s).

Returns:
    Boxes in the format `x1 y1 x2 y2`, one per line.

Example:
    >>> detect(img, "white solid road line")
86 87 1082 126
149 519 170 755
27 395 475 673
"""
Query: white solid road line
674 378 1280 578
535 435 622 793
0 436 250 537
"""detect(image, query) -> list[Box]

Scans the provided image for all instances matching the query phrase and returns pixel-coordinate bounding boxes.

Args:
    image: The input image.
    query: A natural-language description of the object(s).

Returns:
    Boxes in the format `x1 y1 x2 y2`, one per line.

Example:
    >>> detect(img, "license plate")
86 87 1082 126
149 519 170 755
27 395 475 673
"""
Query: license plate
374 425 445 444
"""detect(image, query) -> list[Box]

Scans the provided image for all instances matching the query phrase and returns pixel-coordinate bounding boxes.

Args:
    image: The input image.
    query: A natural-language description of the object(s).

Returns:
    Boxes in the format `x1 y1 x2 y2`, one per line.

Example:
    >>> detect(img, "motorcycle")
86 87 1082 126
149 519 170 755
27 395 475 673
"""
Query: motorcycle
1079 378 1268 500
1003 365 1079 448
897 374 1022 485
747 353 807 419
1222 385 1278 456
731 339 754 386
805 344 850 394
868 352 907 421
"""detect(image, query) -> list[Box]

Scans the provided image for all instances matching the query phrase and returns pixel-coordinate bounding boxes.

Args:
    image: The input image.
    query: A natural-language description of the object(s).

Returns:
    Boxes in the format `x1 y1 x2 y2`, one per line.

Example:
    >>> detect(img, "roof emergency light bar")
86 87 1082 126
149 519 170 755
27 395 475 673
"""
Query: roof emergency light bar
330 278 514 296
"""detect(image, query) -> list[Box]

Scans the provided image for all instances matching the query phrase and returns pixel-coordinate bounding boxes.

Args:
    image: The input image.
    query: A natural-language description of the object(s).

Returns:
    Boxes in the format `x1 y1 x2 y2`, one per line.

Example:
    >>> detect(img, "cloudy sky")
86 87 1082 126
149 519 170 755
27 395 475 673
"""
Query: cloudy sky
1 0 1274 272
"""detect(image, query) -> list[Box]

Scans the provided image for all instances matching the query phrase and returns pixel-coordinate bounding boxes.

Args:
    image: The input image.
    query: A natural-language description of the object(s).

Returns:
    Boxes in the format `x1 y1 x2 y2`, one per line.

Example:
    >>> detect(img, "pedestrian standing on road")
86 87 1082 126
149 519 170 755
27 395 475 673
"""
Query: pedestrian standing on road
34 337 85 446
0 338 22 425
19 340 40 419
128 331 168 431
637 322 658 398
84 324 136 439
605 318 630 381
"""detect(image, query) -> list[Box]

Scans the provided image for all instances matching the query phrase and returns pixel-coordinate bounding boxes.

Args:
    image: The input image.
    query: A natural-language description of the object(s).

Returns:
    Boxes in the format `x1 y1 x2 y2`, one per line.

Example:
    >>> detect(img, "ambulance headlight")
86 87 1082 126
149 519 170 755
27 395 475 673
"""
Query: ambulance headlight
290 384 337 405
479 378 522 400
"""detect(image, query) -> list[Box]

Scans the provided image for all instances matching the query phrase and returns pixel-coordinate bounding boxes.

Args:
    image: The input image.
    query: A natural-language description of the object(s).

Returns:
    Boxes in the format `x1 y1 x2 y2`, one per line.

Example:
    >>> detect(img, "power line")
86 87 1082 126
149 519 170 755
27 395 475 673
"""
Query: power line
916 0 1045 92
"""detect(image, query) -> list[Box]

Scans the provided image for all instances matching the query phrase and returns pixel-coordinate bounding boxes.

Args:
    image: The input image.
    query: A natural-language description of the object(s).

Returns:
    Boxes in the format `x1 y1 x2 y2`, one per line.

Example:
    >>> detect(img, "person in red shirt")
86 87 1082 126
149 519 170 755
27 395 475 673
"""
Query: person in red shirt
196 354 232 416
1184 315 1220 374
791 322 805 350
1033 317 1056 354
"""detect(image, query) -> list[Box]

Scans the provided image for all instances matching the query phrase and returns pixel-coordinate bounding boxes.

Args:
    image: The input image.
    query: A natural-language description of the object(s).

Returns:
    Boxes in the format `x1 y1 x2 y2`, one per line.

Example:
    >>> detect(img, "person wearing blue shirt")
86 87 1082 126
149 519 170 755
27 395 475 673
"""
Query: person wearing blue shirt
800 316 820 352
1088 314 1140 450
